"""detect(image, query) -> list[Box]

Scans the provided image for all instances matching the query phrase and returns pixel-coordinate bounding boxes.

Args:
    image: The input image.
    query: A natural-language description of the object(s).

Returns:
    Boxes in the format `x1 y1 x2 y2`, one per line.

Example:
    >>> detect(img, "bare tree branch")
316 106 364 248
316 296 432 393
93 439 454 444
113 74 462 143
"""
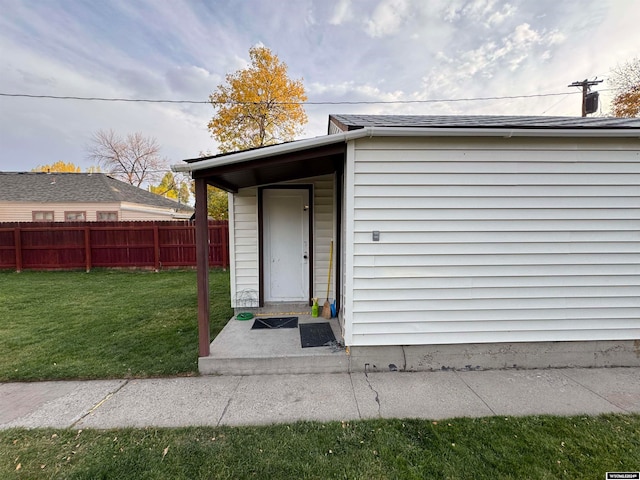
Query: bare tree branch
86 129 167 187
609 57 640 118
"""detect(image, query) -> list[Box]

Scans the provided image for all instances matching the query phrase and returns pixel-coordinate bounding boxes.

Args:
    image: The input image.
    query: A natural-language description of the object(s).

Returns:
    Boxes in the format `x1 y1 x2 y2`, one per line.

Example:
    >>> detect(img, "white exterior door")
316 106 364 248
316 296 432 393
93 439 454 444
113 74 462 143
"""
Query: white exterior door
263 188 310 302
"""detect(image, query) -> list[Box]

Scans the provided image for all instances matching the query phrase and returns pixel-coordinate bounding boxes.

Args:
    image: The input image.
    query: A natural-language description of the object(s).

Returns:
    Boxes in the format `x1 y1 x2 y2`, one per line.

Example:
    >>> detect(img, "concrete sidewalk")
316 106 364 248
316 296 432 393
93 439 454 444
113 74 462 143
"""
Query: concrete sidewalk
1 368 639 430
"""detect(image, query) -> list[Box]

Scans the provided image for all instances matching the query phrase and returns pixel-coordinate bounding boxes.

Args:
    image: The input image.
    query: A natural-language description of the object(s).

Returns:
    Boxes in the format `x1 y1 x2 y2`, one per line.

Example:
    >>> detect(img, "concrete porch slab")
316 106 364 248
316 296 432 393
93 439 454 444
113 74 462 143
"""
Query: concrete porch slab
199 308 348 375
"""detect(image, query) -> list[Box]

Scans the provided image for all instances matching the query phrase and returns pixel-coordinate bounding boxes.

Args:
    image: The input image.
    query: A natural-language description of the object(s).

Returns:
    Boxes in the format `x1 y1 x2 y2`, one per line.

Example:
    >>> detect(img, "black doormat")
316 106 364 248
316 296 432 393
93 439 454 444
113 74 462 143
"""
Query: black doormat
251 317 299 329
299 322 336 348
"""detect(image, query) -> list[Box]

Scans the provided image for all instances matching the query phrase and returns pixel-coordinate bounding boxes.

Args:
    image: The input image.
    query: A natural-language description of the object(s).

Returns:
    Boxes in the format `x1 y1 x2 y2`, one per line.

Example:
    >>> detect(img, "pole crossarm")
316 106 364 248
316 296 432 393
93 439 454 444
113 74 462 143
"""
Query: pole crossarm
568 79 604 117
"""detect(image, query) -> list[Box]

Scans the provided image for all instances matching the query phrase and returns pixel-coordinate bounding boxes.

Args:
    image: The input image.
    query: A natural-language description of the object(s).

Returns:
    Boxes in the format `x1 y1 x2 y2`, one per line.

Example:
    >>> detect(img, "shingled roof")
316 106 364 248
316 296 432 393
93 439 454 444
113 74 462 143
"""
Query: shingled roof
0 172 192 212
329 114 640 132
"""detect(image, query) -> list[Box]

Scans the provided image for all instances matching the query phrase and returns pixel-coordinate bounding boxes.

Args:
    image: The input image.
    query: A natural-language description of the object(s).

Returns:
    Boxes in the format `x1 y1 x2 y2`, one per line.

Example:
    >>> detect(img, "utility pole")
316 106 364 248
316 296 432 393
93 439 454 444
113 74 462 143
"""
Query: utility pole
568 79 603 117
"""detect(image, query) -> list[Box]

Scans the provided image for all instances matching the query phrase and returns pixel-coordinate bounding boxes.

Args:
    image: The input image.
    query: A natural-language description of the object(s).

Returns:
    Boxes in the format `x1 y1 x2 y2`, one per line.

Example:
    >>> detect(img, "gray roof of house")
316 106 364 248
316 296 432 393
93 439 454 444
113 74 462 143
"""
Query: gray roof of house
0 172 193 212
329 114 640 131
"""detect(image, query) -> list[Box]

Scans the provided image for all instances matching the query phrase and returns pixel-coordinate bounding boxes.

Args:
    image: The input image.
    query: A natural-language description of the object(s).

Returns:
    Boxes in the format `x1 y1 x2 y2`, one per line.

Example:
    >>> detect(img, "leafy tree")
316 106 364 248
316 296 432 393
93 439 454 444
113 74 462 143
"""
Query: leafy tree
208 46 308 153
206 187 229 220
609 57 640 117
189 181 228 220
86 130 167 187
150 172 190 204
32 161 81 173
611 85 640 118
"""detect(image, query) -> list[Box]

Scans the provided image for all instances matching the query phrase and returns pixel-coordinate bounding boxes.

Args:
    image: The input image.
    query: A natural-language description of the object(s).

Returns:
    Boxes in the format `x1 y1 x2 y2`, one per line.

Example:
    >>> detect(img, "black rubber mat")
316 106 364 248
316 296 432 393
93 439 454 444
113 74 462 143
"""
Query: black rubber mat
251 317 299 329
299 322 336 348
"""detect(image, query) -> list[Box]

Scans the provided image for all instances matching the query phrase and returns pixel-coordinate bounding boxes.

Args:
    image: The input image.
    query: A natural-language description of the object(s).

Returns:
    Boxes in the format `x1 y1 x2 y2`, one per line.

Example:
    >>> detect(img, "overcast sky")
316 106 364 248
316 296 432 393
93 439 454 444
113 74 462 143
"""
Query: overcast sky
1 0 638 174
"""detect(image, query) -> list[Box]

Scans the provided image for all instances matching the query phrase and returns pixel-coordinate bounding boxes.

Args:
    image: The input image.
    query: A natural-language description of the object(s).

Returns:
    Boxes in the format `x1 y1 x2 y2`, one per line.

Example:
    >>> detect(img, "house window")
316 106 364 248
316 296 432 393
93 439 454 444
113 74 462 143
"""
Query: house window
97 211 118 221
32 211 54 221
64 211 86 221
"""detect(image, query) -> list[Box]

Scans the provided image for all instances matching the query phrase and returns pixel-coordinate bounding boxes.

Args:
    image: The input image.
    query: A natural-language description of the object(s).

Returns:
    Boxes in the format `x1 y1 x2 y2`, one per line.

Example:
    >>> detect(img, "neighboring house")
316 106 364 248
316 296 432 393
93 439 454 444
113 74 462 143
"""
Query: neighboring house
174 114 640 370
0 172 193 222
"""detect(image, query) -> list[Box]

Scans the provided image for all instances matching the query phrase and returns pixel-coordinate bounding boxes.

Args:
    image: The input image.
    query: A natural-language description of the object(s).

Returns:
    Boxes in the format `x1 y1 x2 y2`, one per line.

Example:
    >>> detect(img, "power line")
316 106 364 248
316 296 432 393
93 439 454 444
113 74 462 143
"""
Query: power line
0 90 595 106
0 93 209 104
308 91 585 104
540 93 571 115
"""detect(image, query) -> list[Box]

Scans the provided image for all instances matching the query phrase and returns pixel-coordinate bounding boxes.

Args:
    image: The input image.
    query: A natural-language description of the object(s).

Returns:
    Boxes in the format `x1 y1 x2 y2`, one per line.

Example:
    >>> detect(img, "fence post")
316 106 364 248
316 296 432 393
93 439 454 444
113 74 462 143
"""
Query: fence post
153 225 160 272
208 222 214 267
14 227 22 273
84 226 92 272
221 222 228 270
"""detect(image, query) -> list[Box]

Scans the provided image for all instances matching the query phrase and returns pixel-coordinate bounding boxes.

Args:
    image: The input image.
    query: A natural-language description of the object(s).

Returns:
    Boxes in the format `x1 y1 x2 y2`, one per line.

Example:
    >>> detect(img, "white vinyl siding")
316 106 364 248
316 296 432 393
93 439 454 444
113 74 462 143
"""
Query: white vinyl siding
344 136 640 346
229 175 335 308
328 122 344 135
305 175 335 302
230 188 259 308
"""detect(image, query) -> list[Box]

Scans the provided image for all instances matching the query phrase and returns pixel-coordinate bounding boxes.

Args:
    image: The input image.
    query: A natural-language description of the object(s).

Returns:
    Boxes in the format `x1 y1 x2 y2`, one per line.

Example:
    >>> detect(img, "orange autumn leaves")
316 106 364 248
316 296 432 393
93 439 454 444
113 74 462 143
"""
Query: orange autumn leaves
208 46 308 153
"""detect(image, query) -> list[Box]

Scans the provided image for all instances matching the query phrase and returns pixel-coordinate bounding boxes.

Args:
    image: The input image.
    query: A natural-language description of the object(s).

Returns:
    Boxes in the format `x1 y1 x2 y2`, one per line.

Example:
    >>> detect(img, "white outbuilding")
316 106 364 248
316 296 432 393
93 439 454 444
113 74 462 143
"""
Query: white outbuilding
176 115 640 371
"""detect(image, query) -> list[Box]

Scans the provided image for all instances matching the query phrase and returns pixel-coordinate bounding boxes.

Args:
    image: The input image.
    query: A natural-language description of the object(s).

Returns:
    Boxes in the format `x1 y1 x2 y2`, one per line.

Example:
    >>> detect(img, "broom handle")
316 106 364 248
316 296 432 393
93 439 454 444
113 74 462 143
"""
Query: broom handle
326 240 333 299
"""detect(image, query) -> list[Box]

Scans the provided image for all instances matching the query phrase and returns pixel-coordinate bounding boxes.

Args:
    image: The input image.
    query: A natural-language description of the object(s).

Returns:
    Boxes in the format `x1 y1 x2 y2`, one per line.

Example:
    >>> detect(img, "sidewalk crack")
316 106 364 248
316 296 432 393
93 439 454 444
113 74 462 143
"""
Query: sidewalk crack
559 370 629 413
217 376 243 427
71 380 129 428
454 371 496 416
364 364 381 417
401 346 407 371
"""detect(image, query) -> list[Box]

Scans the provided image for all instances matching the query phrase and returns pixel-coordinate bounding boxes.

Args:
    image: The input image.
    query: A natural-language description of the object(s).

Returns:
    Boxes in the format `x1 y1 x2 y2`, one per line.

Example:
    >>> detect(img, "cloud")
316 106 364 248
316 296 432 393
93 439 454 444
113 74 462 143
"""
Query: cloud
486 3 516 26
421 21 567 98
15 68 57 89
364 0 410 38
444 0 498 23
308 80 405 102
115 68 166 98
306 5 317 26
165 66 220 97
443 0 516 28
329 0 353 25
495 23 565 69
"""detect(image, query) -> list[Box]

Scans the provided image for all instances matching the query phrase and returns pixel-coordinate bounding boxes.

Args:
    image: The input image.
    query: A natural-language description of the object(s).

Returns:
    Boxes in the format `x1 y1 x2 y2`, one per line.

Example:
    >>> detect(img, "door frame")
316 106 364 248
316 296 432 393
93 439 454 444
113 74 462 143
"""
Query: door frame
258 185 313 306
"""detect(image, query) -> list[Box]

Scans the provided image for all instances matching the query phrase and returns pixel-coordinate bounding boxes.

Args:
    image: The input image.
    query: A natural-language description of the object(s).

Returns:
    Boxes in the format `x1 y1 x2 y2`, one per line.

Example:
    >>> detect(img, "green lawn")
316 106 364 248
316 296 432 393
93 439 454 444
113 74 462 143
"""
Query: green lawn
2 272 639 479
0 269 233 381
2 414 639 479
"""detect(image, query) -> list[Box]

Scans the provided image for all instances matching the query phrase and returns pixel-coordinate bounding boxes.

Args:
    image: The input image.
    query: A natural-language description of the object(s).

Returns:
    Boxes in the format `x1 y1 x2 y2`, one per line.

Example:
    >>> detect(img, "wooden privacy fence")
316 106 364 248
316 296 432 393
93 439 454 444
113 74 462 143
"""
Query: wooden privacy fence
0 220 229 272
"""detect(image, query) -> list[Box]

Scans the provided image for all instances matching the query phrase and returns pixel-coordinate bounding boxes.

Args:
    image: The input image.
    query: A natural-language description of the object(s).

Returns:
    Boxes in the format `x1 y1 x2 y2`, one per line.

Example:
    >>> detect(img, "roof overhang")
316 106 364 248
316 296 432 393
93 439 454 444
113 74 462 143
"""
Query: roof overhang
178 141 345 192
172 126 640 192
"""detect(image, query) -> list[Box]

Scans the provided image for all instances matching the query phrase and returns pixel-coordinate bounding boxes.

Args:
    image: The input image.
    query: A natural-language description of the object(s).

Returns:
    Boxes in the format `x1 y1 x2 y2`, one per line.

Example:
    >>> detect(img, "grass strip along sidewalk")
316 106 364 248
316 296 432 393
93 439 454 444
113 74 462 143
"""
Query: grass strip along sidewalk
0 270 233 381
2 415 639 479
